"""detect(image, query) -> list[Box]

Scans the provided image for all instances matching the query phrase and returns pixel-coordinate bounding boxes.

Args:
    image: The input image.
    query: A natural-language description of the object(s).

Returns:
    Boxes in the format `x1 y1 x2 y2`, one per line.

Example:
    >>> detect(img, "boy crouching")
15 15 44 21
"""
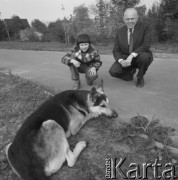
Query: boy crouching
61 34 102 90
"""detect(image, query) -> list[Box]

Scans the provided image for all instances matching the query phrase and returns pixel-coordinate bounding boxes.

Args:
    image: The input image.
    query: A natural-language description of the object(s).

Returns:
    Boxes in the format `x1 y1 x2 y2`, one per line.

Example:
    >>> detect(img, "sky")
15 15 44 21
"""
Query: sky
0 0 161 24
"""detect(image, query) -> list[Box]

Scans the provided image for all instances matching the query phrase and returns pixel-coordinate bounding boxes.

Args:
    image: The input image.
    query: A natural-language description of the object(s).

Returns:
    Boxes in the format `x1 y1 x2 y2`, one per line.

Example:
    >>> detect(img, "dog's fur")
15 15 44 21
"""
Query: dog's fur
6 80 118 180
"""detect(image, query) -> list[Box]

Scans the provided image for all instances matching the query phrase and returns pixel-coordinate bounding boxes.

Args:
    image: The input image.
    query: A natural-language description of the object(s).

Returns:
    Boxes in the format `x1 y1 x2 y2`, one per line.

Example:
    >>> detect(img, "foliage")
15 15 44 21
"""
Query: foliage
161 0 178 41
95 0 110 42
21 28 43 42
72 5 93 37
0 20 7 41
46 20 65 42
146 0 178 42
31 19 47 34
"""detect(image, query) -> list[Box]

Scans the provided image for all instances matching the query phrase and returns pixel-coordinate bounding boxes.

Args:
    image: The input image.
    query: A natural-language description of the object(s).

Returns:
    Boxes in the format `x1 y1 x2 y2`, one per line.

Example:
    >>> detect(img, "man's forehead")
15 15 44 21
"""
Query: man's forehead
124 9 138 18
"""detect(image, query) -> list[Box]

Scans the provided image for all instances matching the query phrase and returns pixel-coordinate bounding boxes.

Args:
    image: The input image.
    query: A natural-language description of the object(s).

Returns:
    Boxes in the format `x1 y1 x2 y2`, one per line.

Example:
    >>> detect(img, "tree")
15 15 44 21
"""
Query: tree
160 0 178 41
46 20 65 42
31 19 47 34
146 0 178 42
72 5 93 36
0 20 7 40
95 0 110 42
146 3 162 42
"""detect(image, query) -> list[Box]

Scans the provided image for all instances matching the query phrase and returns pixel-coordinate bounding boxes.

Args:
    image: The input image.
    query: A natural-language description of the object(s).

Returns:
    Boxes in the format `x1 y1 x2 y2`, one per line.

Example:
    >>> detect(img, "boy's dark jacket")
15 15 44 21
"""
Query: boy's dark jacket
62 45 102 69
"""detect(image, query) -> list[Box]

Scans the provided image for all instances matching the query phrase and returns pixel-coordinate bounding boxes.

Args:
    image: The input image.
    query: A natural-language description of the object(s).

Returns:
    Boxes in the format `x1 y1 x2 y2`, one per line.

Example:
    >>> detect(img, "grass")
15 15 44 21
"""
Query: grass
0 41 178 54
0 69 178 180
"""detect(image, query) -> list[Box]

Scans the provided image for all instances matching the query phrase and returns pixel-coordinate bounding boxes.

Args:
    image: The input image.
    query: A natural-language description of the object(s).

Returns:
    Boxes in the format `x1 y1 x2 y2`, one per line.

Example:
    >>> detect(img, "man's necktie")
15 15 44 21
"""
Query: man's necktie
129 28 133 54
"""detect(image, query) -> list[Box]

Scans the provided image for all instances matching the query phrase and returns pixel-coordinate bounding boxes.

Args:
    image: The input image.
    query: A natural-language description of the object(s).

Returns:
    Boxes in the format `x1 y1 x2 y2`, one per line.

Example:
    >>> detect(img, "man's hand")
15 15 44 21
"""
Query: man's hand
70 59 81 68
88 67 96 76
120 55 133 67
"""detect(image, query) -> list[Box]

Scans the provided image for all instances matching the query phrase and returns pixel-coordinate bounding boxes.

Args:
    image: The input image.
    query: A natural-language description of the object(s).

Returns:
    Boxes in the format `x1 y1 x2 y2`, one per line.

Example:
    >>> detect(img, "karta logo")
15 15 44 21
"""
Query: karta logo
105 158 177 179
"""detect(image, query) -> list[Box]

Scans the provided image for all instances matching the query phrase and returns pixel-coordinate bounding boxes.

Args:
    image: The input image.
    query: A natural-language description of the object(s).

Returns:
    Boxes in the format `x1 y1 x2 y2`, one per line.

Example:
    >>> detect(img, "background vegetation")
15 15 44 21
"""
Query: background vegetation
0 0 178 44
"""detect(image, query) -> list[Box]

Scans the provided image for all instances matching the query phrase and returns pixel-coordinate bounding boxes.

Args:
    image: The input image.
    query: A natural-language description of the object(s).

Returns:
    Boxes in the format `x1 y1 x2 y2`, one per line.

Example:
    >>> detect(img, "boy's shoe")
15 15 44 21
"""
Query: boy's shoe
85 75 93 86
72 80 80 90
136 78 144 88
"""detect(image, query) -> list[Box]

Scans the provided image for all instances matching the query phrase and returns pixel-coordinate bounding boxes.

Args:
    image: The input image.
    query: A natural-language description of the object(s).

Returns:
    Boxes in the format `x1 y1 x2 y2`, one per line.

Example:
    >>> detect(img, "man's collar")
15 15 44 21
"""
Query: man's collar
128 27 134 33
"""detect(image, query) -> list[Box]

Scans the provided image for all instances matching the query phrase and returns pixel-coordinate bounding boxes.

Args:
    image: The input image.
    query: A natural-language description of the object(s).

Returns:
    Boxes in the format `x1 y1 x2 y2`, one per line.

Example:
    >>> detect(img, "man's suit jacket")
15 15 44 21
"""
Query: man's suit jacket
113 21 153 61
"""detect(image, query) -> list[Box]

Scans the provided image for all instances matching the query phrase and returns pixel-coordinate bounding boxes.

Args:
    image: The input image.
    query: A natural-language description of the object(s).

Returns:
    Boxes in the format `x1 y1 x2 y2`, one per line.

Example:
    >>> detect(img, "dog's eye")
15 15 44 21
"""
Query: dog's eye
101 104 106 108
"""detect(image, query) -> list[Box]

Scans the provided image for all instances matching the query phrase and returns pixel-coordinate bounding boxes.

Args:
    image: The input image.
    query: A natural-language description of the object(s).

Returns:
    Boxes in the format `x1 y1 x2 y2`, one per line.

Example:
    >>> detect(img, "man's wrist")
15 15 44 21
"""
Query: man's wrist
131 52 138 58
118 59 124 63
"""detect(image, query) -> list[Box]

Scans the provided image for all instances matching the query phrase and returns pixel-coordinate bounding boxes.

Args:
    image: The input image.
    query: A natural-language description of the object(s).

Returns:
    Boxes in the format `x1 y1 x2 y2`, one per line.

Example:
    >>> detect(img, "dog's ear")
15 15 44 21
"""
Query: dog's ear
97 79 104 93
90 87 98 102
90 87 97 96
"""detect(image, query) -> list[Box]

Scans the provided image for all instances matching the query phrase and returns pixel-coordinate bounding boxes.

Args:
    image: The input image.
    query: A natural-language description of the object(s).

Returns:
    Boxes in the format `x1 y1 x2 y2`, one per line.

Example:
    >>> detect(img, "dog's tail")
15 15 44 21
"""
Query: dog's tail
5 143 21 178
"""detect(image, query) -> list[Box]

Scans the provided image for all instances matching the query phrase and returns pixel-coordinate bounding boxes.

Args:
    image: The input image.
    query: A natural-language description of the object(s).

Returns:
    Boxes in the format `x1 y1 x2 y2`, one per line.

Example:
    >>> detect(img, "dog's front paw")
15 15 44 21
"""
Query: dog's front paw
76 141 87 150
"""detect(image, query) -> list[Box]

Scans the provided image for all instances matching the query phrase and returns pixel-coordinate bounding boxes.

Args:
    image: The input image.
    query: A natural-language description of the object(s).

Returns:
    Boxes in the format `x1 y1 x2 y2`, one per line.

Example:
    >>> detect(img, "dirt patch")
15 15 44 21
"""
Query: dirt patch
0 71 178 180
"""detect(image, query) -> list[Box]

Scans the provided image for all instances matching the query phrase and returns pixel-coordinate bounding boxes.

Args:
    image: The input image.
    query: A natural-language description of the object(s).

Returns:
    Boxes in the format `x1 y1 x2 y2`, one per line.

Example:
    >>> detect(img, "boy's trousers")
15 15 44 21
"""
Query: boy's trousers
70 64 98 81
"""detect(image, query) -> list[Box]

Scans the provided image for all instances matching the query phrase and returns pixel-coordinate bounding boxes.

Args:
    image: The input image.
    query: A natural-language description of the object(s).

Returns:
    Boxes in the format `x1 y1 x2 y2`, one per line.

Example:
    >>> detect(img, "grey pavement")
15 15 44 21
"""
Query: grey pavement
0 49 178 128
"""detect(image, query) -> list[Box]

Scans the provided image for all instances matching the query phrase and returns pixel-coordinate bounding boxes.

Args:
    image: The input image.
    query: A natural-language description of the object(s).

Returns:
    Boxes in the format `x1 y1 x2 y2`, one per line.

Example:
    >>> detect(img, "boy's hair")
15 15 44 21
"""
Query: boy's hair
76 34 91 46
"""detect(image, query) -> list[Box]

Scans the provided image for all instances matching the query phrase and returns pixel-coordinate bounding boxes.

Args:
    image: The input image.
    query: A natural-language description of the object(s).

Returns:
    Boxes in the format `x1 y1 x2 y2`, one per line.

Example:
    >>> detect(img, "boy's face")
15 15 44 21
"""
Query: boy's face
79 43 89 52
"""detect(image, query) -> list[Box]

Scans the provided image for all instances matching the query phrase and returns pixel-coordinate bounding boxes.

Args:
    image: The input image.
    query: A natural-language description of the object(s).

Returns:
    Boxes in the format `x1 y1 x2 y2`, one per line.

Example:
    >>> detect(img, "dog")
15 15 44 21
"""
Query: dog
6 80 118 180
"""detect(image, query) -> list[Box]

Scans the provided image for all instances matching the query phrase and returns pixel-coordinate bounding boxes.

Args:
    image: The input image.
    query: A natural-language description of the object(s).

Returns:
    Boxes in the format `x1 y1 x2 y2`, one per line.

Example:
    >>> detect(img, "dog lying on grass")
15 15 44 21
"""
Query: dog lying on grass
6 80 118 180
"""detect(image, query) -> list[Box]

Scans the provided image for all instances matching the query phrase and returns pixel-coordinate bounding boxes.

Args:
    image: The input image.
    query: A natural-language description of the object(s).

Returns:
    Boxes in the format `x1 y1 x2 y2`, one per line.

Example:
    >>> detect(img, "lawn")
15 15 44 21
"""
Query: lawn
1 69 178 180
0 41 178 54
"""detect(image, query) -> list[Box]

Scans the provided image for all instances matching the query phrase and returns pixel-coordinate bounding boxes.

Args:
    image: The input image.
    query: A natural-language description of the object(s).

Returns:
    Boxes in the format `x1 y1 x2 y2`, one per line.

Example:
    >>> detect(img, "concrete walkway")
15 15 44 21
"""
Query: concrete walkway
0 49 178 128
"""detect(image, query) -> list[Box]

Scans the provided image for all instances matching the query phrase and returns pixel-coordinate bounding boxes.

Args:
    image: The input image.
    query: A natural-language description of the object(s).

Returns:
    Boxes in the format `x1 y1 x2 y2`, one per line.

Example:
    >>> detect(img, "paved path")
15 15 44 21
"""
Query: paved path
0 49 178 128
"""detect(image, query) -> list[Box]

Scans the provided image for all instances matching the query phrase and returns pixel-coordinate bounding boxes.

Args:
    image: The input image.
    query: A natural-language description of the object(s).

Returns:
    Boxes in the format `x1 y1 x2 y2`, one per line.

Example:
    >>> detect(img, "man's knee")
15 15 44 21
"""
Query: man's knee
109 62 123 77
137 52 153 65
109 68 117 77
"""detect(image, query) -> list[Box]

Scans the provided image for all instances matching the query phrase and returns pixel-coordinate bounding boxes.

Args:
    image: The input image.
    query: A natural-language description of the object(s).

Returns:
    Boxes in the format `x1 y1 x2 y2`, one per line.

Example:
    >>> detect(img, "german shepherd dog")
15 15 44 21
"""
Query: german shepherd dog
6 80 118 180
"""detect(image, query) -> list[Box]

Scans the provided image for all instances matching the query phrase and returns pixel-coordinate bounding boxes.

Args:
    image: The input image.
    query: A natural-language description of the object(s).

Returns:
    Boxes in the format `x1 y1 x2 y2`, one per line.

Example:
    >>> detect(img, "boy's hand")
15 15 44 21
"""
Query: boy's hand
89 67 96 76
70 59 81 68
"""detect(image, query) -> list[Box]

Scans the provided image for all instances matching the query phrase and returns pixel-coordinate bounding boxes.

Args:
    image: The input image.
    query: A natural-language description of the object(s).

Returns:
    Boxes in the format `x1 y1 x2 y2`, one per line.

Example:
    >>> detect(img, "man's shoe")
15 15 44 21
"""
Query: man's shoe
85 75 93 86
72 80 80 90
136 78 144 88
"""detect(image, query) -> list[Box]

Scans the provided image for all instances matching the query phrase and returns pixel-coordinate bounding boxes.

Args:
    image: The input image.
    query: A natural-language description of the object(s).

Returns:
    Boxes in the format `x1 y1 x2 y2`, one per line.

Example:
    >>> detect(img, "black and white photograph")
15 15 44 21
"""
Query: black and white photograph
0 0 178 179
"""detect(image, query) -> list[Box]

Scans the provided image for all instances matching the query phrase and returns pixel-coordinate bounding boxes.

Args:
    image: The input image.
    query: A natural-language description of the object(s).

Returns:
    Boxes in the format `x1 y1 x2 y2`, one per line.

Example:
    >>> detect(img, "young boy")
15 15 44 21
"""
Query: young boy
61 34 102 90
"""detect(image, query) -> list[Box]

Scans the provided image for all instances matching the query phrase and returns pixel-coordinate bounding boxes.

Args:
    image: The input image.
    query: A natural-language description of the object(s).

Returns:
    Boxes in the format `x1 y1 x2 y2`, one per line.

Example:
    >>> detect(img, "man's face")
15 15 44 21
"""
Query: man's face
123 9 138 29
79 43 89 52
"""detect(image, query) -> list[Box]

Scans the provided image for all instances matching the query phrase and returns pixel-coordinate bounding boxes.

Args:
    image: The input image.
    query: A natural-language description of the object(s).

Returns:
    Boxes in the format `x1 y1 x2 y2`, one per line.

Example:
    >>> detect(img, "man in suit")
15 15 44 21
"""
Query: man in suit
109 8 153 87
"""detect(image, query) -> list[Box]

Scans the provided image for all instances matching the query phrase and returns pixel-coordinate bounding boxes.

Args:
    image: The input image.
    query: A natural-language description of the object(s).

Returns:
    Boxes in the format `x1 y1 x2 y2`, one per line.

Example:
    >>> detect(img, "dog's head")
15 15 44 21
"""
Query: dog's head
88 80 118 118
